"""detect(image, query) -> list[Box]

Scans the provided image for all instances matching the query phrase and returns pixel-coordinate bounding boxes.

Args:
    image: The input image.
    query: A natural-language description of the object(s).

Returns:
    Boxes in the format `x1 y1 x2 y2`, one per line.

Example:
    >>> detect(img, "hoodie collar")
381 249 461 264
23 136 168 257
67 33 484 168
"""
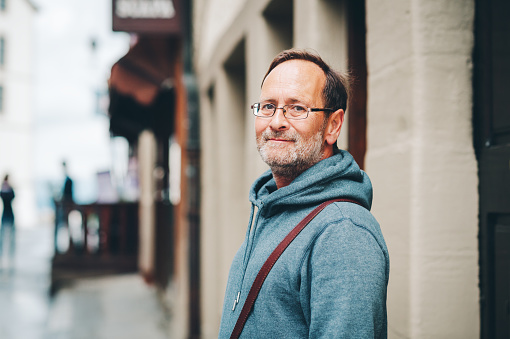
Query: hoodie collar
249 150 372 217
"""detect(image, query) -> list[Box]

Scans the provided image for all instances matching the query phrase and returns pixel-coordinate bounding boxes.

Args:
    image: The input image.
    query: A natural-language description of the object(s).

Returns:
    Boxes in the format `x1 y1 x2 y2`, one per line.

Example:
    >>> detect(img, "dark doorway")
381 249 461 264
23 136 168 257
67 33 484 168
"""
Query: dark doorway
474 0 510 338
347 0 367 170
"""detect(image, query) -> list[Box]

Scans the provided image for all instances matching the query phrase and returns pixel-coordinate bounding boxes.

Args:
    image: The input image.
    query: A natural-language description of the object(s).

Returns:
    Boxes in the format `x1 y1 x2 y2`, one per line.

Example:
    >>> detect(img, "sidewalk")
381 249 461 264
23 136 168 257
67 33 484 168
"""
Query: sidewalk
0 225 170 339
46 274 170 339
0 225 52 339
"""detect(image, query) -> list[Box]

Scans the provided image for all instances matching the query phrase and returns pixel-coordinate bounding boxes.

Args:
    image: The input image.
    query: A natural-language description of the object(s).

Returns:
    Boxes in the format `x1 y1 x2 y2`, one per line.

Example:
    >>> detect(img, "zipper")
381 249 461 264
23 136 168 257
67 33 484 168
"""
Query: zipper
232 291 241 311
232 202 263 312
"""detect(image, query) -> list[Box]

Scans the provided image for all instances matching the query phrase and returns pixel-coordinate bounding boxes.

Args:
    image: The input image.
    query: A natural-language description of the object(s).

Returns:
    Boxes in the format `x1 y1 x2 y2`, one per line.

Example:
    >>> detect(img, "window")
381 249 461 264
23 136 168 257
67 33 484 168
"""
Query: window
0 37 4 66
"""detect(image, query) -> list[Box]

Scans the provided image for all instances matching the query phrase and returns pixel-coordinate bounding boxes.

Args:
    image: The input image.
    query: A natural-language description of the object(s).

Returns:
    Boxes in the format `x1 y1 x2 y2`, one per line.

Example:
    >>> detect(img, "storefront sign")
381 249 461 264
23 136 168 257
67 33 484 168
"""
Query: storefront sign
112 0 182 34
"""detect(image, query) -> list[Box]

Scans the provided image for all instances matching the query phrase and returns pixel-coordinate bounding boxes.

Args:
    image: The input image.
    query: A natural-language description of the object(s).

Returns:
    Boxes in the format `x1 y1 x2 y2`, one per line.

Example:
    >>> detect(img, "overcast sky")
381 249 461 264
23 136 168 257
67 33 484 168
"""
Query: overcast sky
32 0 131 203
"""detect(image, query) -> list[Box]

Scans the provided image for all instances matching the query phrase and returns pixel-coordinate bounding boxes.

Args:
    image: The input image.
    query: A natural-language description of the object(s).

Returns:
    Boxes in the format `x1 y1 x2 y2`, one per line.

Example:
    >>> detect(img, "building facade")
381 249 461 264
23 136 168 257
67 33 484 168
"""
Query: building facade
0 0 37 227
190 0 493 338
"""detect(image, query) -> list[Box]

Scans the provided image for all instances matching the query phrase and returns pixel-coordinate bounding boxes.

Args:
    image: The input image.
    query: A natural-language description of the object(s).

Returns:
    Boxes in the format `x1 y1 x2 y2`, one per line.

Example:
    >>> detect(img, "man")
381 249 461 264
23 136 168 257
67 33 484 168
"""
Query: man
218 49 389 338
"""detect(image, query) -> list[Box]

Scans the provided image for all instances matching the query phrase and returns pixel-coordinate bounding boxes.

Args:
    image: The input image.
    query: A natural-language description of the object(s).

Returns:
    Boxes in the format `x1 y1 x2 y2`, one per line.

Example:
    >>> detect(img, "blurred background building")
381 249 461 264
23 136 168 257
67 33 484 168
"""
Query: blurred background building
0 0 37 227
32 0 130 216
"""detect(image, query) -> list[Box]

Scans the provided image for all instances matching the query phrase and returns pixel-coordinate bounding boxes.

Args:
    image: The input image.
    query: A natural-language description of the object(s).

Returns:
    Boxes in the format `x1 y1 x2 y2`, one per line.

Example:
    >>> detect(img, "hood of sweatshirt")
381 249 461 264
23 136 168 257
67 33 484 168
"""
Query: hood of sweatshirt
248 149 373 217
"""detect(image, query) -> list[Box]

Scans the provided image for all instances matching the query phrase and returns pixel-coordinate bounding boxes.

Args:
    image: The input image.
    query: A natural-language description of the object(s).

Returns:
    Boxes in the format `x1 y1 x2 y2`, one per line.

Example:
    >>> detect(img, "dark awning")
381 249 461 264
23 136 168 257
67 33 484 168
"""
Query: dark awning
108 36 177 141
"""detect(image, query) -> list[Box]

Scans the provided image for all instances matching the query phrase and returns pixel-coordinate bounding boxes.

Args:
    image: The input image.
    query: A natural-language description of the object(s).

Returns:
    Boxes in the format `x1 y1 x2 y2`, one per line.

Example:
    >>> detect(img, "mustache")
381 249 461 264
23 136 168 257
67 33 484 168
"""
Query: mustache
260 130 298 142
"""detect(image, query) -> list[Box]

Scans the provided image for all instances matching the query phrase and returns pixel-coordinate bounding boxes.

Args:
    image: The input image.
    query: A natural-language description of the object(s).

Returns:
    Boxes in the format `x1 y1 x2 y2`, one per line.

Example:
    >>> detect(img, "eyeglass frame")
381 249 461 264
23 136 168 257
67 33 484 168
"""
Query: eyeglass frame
251 102 336 120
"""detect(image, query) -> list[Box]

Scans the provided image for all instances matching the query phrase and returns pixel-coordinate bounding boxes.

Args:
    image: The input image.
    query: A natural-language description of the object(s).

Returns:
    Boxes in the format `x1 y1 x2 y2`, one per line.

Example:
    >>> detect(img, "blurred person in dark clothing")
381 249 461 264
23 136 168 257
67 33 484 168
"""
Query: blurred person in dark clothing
0 174 16 260
62 161 74 203
55 162 74 252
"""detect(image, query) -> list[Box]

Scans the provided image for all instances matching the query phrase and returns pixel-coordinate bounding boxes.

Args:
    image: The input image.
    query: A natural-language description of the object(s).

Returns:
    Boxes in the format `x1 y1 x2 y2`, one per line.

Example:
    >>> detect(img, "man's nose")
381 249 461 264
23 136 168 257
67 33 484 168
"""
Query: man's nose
269 107 289 130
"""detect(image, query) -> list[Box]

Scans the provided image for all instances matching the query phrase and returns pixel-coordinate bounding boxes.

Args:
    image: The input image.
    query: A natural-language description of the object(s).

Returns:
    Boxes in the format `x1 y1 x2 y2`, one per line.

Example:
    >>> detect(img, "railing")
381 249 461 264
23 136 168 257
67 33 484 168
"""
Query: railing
51 201 139 294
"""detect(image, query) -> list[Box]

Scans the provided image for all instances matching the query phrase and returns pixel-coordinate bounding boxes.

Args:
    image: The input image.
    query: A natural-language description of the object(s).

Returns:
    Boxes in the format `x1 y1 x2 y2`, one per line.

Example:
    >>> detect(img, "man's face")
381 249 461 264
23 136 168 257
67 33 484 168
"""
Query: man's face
255 60 330 175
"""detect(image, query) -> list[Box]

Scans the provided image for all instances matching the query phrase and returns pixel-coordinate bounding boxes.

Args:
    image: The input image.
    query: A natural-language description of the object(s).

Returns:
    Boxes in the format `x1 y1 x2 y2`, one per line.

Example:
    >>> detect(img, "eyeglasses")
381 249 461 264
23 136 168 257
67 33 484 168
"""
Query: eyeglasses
251 102 335 120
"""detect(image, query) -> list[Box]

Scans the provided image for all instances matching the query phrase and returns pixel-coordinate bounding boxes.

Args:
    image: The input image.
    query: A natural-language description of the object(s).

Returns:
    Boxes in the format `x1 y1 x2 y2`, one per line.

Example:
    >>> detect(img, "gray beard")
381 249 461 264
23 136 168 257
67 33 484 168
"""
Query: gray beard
256 127 326 180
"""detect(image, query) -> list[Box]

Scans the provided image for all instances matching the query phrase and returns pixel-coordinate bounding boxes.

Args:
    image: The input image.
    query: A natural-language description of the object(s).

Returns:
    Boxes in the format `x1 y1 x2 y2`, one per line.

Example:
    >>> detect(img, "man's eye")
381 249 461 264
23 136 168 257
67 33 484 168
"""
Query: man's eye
291 105 307 112
261 103 275 110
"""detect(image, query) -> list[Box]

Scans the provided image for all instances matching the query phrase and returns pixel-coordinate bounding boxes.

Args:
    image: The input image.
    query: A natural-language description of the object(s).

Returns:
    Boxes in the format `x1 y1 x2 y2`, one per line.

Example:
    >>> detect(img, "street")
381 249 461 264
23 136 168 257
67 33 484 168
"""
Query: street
0 225 170 339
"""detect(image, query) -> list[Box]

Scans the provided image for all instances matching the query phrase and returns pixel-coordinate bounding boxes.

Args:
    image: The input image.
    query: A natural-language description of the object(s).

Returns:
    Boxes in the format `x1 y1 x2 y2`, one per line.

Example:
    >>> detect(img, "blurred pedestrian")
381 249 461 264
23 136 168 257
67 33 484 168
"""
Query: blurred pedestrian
55 161 74 252
0 174 16 260
62 161 74 203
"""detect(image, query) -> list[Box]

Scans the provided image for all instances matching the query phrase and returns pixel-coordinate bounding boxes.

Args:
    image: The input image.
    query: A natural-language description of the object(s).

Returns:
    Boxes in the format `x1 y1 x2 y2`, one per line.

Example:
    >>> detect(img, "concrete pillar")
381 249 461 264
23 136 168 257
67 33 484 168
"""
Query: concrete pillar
138 130 157 278
294 0 349 148
365 1 479 338
199 84 222 338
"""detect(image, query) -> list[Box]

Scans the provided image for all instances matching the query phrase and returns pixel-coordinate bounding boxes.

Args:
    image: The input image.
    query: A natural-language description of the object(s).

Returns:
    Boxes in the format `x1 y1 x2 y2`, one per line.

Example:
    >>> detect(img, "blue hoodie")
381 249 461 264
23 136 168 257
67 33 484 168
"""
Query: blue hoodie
218 150 389 338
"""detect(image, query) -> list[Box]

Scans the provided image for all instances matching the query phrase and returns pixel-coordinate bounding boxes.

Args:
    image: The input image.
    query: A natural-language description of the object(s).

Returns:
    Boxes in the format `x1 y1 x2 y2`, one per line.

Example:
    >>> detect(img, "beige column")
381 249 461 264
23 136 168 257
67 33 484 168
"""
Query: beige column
365 0 479 338
199 83 222 338
294 0 349 147
138 130 157 278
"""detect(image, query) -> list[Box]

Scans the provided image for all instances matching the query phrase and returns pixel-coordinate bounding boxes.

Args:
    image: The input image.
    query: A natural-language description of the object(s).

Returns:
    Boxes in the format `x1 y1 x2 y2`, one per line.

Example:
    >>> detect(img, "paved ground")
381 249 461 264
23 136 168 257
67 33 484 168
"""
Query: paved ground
0 225 170 339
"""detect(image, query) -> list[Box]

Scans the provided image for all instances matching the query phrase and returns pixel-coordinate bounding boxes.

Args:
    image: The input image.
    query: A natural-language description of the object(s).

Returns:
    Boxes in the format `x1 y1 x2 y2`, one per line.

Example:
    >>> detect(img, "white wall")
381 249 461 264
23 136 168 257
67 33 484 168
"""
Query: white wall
0 0 37 227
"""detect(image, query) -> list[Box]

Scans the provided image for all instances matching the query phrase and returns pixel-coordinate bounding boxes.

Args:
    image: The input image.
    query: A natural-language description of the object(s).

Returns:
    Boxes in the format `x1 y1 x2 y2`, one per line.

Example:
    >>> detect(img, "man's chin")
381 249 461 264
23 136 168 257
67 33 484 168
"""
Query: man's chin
262 155 296 167
258 148 295 167
265 159 295 168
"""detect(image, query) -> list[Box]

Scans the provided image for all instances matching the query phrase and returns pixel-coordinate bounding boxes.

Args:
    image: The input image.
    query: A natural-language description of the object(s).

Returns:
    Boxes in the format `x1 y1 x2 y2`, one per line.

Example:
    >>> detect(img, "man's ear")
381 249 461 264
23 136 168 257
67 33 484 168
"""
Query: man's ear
324 109 344 146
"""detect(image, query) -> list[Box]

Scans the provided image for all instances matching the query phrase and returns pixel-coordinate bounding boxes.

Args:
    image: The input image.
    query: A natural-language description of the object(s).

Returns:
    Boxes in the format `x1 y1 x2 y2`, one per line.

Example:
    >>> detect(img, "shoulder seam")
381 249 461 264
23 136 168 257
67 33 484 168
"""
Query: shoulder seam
297 207 387 273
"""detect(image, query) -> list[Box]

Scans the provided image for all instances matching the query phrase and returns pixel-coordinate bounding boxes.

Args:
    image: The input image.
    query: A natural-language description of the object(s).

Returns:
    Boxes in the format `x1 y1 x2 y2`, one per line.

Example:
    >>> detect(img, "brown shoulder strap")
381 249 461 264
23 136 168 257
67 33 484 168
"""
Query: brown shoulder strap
230 198 364 339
